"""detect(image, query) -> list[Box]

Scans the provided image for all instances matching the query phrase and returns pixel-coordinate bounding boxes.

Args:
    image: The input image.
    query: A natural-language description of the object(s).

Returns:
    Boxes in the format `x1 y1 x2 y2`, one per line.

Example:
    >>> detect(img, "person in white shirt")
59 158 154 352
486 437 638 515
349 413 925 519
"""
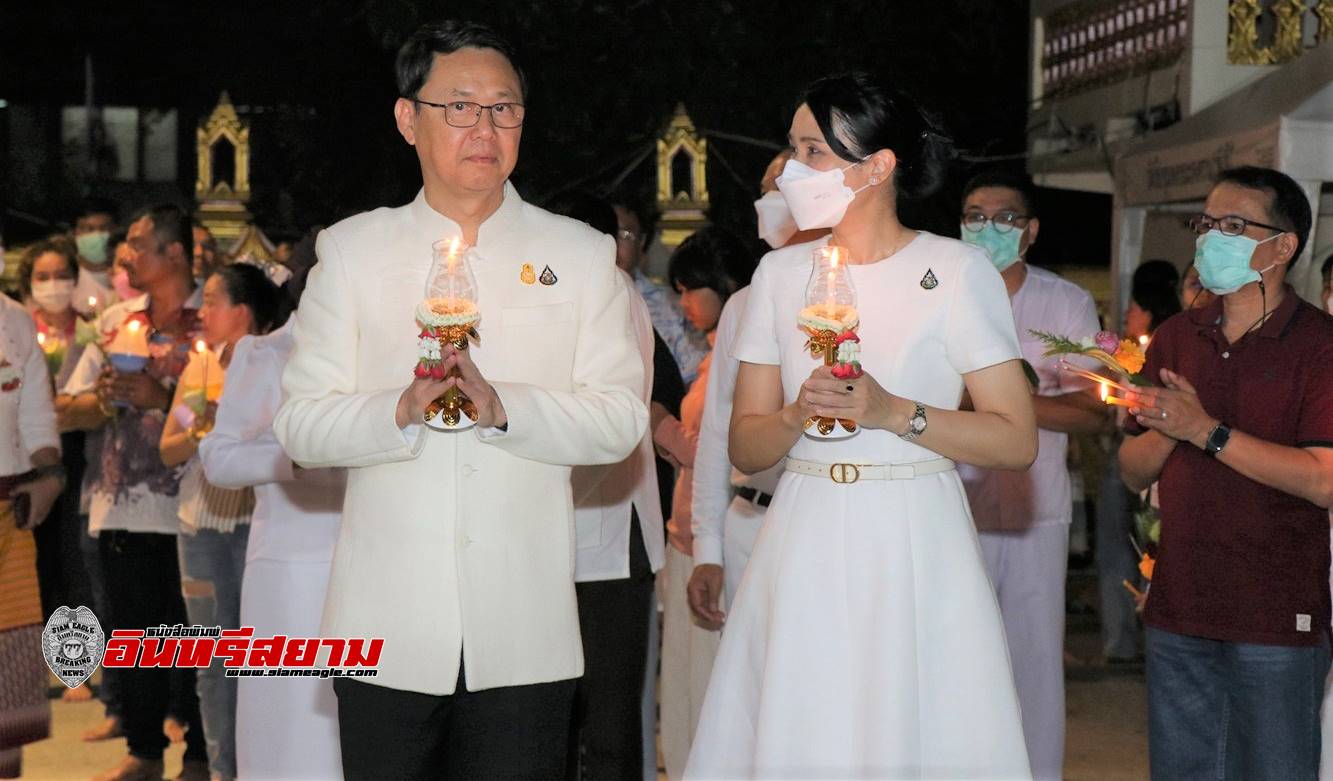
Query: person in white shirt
687 151 825 629
272 21 644 780
653 227 757 781
0 291 64 780
72 198 117 315
955 170 1108 781
548 191 668 781
199 239 346 781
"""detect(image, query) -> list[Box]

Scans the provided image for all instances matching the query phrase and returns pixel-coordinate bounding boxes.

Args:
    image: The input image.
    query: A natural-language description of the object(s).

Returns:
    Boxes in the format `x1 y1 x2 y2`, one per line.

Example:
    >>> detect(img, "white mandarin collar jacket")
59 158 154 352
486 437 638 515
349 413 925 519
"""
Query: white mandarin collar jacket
274 183 647 694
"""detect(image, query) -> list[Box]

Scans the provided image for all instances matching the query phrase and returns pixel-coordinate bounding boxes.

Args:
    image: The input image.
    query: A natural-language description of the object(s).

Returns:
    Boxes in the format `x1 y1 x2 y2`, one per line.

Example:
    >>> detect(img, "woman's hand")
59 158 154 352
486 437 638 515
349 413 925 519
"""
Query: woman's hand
794 365 913 434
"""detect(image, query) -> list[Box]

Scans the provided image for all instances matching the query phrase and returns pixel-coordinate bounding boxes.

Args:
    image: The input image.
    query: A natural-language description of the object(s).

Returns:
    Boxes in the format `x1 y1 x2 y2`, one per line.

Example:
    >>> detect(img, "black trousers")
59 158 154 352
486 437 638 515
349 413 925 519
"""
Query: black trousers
568 515 655 781
335 662 577 780
33 431 92 616
99 529 207 763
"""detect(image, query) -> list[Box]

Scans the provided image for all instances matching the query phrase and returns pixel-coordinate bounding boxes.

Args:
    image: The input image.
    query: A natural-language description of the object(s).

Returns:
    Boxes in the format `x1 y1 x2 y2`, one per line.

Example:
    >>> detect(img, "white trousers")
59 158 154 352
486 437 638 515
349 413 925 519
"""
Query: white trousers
979 524 1069 781
236 558 342 781
659 545 721 781
721 495 765 611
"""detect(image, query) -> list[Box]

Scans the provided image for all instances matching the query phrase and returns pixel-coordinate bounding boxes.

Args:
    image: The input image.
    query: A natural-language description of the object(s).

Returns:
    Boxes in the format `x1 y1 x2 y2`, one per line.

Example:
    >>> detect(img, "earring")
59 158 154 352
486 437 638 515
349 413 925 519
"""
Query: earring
869 175 880 185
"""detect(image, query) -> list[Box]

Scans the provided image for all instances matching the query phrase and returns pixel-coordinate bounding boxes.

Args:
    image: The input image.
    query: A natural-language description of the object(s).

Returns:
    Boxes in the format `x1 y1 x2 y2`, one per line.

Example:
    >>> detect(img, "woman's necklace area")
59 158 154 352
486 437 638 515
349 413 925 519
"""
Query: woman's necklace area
835 229 918 265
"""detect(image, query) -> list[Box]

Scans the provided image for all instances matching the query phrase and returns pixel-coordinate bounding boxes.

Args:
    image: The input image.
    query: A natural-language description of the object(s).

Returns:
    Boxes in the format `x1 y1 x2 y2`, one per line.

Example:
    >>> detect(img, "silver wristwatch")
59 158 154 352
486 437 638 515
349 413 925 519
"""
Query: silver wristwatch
900 401 928 441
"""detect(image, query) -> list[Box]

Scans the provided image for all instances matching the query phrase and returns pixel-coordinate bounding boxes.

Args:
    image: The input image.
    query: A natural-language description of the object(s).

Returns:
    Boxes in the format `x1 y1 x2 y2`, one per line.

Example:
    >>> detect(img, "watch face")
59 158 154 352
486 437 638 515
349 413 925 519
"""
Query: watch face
911 416 927 433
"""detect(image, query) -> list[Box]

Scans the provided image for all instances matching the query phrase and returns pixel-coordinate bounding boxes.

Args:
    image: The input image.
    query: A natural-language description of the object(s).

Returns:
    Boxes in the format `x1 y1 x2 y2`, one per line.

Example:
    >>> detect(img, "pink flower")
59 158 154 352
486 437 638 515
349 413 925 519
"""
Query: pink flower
1094 331 1120 353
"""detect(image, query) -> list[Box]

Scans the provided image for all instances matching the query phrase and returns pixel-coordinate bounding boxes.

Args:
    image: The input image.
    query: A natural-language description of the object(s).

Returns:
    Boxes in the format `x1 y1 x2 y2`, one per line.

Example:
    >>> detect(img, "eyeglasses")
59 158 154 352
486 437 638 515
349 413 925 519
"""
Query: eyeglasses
961 211 1030 234
1187 213 1286 237
412 98 526 129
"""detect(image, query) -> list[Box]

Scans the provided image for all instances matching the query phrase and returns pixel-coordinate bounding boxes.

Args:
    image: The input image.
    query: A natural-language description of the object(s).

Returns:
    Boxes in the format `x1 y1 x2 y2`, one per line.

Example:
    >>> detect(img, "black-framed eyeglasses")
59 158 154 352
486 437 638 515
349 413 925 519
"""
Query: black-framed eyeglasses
1187 213 1286 237
961 211 1031 234
411 98 526 129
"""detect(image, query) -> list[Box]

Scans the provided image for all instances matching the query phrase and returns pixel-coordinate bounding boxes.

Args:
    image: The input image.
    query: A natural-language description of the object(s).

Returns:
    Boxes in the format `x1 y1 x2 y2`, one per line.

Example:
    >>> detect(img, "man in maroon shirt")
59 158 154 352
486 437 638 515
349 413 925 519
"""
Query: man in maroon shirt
1120 166 1333 780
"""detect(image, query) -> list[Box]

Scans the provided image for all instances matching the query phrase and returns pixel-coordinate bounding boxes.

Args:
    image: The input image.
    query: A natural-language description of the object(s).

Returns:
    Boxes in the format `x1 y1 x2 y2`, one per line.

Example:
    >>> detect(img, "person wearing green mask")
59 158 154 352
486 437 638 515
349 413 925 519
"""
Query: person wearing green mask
72 198 117 313
956 170 1108 781
1120 166 1333 780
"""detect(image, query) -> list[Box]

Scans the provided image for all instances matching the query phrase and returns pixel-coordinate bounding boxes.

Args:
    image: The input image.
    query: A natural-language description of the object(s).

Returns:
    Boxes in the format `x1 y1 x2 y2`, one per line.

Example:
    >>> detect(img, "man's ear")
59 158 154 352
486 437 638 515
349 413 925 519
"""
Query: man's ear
1275 231 1299 266
395 98 418 146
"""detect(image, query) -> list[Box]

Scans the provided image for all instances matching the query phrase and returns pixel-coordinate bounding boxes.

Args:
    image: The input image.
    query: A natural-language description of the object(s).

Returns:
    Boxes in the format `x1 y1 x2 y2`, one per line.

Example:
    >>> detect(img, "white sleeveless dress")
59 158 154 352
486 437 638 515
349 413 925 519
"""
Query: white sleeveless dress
684 233 1032 780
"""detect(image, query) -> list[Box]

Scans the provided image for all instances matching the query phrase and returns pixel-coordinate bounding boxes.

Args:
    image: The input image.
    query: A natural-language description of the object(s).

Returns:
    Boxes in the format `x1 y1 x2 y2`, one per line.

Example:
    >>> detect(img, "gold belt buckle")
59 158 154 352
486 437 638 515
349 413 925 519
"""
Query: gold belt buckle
829 463 861 484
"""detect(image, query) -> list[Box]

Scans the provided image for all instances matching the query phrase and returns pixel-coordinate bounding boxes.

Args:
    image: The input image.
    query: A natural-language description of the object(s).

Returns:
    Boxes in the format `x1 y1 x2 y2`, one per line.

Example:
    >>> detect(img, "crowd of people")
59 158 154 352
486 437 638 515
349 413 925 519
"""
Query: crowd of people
1 17 1331 781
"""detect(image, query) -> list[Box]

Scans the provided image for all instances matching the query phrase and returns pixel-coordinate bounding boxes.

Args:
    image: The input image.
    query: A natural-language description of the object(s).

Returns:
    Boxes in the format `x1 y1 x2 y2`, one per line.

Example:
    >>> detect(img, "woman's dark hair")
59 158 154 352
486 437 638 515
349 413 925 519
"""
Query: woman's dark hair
667 227 757 306
396 20 527 101
1132 259 1182 333
18 235 80 299
802 71 955 203
107 229 127 260
544 190 618 237
211 263 287 335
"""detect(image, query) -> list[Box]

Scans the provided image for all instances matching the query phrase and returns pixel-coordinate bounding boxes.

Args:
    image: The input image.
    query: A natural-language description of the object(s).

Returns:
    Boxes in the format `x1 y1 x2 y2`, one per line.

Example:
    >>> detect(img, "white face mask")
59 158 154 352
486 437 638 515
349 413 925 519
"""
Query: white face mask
32 279 75 314
754 190 798 248
775 157 869 231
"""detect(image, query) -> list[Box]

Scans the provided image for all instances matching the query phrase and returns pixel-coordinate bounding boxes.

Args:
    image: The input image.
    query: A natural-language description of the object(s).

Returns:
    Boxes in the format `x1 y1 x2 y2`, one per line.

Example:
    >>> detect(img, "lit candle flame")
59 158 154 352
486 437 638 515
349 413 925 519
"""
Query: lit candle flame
446 236 461 271
36 332 45 346
1138 334 1149 348
88 296 98 309
1099 381 1109 402
195 339 208 355
127 320 141 333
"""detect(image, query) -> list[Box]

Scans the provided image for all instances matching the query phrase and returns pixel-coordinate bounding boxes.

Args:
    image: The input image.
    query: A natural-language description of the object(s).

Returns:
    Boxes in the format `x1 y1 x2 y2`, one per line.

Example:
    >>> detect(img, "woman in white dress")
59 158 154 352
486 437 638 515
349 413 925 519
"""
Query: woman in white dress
197 247 345 780
684 72 1038 780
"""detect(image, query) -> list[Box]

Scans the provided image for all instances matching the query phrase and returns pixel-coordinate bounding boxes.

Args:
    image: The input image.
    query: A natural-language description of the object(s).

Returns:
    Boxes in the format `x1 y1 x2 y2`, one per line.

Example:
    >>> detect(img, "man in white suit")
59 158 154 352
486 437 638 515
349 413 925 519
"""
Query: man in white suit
273 20 646 780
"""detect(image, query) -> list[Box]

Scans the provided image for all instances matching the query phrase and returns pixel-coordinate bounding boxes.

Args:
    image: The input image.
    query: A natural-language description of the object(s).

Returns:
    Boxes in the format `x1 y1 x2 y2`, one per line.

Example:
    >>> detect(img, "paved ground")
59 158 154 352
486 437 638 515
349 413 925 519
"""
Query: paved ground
18 567 1148 780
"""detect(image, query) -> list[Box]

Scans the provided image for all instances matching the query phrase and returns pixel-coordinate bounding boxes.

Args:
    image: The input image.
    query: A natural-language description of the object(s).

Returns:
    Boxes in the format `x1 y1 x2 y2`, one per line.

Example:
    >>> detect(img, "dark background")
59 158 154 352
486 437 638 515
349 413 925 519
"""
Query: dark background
0 0 1109 266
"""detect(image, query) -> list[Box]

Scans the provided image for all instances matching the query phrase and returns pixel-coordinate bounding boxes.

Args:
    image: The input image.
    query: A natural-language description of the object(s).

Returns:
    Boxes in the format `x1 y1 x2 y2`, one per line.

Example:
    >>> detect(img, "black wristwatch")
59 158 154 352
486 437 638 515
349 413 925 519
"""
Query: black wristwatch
1204 423 1231 458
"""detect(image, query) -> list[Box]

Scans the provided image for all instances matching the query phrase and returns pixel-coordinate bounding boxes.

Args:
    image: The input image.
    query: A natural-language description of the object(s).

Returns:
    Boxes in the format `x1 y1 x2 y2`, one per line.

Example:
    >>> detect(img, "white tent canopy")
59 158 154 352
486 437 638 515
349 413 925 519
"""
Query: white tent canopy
1110 41 1333 314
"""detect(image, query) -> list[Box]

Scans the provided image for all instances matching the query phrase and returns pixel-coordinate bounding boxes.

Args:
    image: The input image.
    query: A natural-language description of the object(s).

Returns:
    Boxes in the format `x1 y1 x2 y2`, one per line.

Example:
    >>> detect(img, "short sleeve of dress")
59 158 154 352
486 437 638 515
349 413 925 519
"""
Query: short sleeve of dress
731 256 781 366
945 250 1022 374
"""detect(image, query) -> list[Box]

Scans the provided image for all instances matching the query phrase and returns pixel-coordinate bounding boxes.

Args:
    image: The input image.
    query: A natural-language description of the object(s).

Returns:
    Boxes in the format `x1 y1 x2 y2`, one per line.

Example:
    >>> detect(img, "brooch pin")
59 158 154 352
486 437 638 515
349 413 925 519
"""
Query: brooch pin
520 263 536 285
920 269 938 290
539 265 558 286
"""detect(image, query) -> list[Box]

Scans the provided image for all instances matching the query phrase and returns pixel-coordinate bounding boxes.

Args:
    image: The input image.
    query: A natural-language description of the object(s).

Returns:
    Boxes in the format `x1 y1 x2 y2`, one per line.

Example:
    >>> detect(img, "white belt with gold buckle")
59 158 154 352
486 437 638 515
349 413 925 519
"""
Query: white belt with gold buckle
784 456 956 484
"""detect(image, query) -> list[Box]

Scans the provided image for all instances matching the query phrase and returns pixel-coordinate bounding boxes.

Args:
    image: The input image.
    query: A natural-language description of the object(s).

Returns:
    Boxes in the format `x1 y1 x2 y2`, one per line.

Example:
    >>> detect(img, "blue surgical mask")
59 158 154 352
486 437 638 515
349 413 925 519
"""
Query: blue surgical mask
76 231 110 266
961 223 1025 271
1193 230 1280 295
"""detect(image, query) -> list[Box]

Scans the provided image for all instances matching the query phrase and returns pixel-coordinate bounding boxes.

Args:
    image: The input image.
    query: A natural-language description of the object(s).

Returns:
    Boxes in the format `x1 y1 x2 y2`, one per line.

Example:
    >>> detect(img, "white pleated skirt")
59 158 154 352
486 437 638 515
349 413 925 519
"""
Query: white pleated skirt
684 469 1032 780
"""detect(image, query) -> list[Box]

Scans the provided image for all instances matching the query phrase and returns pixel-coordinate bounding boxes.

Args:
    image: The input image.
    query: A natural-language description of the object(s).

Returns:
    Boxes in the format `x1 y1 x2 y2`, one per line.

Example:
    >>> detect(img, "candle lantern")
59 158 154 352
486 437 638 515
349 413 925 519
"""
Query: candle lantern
797 245 862 439
416 238 481 430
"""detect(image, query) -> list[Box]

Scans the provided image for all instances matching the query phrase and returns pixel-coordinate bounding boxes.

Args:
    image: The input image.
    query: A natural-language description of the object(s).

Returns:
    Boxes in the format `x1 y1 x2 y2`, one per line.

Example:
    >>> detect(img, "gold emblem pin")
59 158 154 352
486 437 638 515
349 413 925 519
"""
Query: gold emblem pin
539 265 558 286
520 263 536 285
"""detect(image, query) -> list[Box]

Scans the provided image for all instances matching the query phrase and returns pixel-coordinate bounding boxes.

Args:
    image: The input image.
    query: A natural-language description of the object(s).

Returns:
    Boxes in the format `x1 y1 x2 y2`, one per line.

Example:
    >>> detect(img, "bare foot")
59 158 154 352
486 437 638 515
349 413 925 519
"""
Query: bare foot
62 682 94 702
82 715 124 742
90 755 164 781
163 715 187 743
